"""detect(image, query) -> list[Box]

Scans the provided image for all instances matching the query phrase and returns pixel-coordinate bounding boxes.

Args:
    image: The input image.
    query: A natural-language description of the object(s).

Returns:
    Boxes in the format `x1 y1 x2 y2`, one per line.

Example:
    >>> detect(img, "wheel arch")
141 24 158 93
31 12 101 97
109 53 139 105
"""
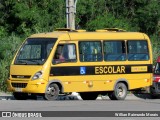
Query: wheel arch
113 79 129 90
46 80 64 93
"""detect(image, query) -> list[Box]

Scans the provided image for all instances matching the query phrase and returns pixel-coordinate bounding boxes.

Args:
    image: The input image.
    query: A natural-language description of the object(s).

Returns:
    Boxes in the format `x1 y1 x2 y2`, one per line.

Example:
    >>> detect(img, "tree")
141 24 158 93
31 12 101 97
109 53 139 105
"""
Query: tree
0 0 66 35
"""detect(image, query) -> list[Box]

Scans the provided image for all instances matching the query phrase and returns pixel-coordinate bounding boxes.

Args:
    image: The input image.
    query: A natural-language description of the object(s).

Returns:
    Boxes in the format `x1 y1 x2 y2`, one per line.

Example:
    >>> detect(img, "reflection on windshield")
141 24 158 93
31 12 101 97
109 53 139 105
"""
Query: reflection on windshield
14 38 57 65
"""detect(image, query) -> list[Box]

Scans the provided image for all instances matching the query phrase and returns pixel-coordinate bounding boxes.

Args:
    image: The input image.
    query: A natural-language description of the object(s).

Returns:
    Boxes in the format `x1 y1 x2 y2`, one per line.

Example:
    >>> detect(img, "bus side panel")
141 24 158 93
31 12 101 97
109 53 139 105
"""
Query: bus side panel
49 73 152 92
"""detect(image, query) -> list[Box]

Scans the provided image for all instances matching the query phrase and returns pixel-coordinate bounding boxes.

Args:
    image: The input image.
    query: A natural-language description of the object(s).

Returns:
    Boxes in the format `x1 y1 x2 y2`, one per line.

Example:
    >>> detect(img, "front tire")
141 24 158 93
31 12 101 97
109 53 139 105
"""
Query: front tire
108 83 127 100
79 92 98 100
43 83 59 100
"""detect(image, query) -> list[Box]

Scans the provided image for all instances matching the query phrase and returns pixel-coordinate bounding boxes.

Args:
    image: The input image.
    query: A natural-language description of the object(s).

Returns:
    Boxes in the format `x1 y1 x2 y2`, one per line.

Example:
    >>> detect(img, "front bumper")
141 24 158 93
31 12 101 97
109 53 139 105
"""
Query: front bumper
7 79 47 94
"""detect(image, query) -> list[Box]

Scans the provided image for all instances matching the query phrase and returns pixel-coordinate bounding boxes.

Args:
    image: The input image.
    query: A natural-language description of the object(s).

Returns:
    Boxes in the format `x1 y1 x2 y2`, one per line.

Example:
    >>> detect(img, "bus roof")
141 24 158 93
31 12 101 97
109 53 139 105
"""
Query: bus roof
29 31 147 40
30 31 68 38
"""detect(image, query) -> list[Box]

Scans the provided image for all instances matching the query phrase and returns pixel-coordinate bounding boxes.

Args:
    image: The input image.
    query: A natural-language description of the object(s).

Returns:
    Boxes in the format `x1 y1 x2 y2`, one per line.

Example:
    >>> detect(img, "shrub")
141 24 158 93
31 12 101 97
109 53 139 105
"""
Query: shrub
0 34 22 91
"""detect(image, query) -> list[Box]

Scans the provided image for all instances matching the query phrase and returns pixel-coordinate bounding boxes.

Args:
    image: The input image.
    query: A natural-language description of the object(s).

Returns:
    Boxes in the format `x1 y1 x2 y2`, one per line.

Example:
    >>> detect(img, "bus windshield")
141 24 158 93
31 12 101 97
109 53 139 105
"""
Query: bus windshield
14 38 57 65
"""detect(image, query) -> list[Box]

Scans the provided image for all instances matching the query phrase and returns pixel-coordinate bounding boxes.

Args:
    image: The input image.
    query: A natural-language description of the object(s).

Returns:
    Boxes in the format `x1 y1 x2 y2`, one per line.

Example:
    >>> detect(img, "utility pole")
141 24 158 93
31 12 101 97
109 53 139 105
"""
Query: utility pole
66 0 77 30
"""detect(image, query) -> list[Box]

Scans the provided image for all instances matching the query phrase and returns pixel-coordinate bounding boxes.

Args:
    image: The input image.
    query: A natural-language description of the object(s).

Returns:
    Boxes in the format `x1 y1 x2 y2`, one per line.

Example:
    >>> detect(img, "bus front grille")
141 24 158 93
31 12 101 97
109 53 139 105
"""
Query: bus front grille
11 83 28 88
11 75 31 79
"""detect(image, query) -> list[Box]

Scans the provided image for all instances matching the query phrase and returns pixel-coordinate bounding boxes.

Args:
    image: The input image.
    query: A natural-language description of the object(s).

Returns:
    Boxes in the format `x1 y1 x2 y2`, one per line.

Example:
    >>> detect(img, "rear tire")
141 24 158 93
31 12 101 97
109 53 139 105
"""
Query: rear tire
108 83 127 100
79 92 98 100
13 92 28 100
43 83 59 100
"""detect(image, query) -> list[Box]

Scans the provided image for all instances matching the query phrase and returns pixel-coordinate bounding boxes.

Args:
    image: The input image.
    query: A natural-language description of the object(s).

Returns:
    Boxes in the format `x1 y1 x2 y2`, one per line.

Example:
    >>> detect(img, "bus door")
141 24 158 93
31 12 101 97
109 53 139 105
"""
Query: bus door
50 40 78 92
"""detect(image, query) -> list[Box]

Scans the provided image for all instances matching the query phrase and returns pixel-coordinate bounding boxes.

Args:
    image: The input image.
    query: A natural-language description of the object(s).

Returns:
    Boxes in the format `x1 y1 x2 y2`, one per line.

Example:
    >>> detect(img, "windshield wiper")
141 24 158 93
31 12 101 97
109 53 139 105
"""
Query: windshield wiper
17 60 27 65
16 60 42 65
27 60 41 65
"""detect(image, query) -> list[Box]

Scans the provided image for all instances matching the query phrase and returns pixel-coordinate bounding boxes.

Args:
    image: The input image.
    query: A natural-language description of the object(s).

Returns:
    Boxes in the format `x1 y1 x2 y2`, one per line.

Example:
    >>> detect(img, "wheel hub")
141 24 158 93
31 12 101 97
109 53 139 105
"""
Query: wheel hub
48 87 55 96
117 87 123 97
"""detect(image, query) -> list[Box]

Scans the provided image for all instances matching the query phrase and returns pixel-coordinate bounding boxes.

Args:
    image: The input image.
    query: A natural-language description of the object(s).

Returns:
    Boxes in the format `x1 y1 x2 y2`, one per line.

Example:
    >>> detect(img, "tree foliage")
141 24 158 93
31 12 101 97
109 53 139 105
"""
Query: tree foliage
0 0 160 91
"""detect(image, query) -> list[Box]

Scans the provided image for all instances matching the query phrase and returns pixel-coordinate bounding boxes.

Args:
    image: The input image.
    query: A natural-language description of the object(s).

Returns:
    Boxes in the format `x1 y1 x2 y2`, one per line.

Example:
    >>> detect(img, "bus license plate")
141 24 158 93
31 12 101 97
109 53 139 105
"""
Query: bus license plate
15 88 22 92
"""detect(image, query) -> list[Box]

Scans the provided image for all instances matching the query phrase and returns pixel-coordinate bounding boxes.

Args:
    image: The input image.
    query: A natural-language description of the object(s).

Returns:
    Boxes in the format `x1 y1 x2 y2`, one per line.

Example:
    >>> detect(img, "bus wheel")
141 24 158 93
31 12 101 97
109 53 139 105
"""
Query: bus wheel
108 83 127 100
13 92 28 100
79 92 98 100
44 83 59 100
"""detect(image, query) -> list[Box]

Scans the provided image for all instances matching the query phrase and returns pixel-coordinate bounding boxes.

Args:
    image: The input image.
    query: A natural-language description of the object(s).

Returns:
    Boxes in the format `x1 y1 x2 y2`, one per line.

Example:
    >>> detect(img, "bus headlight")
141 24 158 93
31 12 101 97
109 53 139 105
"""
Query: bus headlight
32 71 43 80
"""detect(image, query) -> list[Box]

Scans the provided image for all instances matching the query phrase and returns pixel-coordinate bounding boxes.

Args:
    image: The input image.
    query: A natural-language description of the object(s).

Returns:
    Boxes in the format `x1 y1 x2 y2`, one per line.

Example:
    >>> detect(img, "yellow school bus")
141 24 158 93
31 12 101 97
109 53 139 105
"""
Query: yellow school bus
7 28 153 100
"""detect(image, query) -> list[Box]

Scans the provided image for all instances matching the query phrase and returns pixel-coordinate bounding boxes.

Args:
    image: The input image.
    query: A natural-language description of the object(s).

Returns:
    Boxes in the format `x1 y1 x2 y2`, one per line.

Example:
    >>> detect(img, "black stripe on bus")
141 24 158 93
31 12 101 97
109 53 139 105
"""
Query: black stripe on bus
50 64 152 76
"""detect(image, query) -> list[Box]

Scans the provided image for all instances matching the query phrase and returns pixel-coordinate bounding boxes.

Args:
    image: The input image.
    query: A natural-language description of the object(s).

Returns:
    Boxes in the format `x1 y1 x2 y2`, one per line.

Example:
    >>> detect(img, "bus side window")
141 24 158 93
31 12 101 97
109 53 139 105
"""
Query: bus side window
104 41 126 61
79 41 102 62
53 44 77 64
127 40 149 61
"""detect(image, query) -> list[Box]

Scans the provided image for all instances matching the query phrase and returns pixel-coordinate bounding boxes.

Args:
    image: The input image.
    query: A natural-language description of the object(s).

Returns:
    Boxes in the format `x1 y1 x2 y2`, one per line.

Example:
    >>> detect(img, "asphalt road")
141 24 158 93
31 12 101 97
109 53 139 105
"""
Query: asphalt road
0 97 160 111
0 93 160 120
